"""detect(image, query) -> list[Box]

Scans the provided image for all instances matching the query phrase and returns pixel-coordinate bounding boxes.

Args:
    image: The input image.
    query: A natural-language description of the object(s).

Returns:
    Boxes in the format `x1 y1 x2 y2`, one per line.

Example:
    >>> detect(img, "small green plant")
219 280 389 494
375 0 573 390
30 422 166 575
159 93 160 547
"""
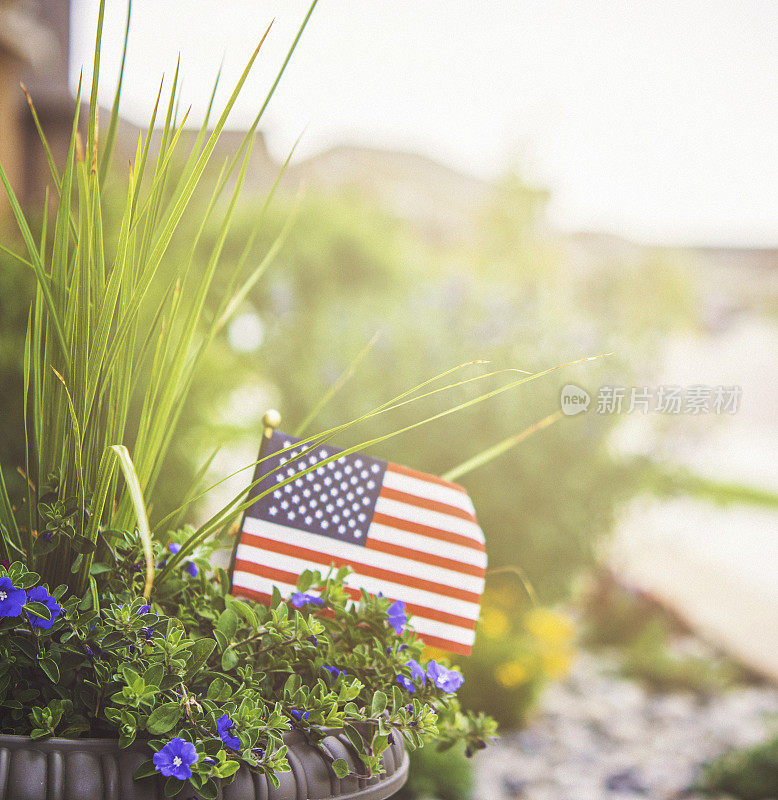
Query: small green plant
695 733 778 800
396 742 475 800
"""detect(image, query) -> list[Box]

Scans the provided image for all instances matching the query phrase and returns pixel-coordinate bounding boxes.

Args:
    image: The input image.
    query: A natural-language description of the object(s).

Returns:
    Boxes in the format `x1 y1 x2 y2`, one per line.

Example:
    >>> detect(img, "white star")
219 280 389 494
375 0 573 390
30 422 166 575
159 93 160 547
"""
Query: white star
343 508 351 517
355 459 363 468
348 519 356 528
288 511 296 520
345 465 353 474
338 456 346 464
310 499 318 508
358 513 366 522
297 462 307 472
356 486 364 495
308 456 317 465
303 489 311 498
332 514 340 523
326 503 334 512
338 524 346 534
362 497 371 505
269 506 278 516
354 531 362 539
367 480 376 489
346 492 355 501
361 470 369 479
273 490 281 499
315 509 323 518
292 495 300 504
334 471 343 480
313 483 321 491
336 498 345 507
324 477 332 486
371 464 380 473
320 494 328 503
350 476 358 485
316 466 325 475
275 475 284 483
283 440 291 448
279 457 288 465
319 449 327 458
280 500 289 510
286 467 295 477
284 485 293 494
305 515 313 525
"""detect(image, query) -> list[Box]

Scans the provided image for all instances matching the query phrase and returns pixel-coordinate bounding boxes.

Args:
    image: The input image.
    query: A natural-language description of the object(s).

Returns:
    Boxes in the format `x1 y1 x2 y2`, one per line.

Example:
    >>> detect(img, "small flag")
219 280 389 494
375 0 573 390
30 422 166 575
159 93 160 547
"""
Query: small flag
232 431 486 655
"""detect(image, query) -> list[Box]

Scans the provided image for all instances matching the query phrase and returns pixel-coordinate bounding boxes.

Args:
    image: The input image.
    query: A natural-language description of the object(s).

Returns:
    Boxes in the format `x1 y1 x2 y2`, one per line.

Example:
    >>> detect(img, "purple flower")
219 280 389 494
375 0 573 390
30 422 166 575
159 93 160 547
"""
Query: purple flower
406 659 426 684
289 709 310 722
426 661 464 693
153 737 198 781
387 600 406 635
322 665 346 679
169 543 198 577
217 714 240 749
307 635 318 646
0 577 26 618
25 586 62 630
138 605 151 614
396 674 415 693
290 591 324 608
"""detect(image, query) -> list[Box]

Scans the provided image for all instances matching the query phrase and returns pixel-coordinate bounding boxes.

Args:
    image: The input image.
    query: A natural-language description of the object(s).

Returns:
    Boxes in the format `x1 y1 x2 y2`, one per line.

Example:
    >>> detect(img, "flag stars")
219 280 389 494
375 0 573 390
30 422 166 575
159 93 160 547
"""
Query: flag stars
269 506 278 516
280 501 290 510
367 480 375 489
338 524 346 534
305 515 313 525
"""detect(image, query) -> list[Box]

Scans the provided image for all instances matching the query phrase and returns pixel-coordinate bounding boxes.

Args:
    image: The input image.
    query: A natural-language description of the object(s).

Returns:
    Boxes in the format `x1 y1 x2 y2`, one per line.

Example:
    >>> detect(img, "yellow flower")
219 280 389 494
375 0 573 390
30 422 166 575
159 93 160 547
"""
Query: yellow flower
524 607 575 646
495 659 532 688
480 607 510 638
540 649 573 679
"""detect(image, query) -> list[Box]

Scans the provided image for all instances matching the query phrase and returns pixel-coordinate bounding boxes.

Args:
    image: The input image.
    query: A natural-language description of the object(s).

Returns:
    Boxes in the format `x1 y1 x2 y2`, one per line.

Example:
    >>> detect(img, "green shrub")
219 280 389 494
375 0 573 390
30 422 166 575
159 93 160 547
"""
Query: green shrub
696 734 778 800
396 742 475 800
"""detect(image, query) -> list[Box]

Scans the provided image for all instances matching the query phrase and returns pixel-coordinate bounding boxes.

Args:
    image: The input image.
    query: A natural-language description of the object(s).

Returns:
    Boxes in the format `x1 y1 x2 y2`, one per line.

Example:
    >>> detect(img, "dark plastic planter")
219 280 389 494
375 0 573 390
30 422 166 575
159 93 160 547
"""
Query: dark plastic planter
0 729 408 800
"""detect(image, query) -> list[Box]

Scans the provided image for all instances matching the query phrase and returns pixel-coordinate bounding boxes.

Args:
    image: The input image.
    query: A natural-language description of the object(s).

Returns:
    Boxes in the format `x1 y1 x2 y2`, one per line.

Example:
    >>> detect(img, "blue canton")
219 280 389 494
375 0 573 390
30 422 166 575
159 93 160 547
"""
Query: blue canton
246 432 387 546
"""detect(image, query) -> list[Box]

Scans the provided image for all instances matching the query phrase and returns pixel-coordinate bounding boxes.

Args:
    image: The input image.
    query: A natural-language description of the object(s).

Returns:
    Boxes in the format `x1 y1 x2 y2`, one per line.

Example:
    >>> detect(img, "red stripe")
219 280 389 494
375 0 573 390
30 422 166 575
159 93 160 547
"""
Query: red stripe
237 535 481 603
366 538 486 578
340 585 477 631
231 574 476 651
372 512 485 552
388 463 467 493
416 633 472 656
379 486 477 522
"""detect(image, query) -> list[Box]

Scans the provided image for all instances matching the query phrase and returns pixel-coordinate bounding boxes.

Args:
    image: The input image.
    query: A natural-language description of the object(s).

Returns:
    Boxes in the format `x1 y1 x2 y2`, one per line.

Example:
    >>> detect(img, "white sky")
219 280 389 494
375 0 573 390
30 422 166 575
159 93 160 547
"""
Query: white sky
70 1 778 247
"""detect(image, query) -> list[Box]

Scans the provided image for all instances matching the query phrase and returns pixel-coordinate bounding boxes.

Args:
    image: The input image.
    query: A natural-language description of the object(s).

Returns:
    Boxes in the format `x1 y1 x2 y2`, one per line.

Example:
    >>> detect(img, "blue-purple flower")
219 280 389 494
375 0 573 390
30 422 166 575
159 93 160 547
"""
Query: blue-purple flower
387 600 406 634
217 714 240 749
396 674 415 693
322 665 346 679
152 737 198 781
426 661 464 693
138 604 151 614
0 577 26 619
25 586 62 630
290 591 324 609
406 658 426 684
289 709 310 722
168 543 198 577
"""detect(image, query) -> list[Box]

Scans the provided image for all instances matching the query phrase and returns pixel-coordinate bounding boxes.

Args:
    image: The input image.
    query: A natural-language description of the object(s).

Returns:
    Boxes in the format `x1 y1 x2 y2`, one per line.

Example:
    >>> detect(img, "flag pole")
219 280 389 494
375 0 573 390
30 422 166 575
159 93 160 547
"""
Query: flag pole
227 409 282 591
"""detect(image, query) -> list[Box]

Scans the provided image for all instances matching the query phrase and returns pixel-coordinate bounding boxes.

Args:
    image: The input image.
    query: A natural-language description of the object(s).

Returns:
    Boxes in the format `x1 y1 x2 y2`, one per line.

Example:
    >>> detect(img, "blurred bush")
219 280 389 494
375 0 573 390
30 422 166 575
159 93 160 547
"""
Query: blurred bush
578 570 746 694
458 577 575 729
695 734 778 800
395 742 474 800
0 172 697 601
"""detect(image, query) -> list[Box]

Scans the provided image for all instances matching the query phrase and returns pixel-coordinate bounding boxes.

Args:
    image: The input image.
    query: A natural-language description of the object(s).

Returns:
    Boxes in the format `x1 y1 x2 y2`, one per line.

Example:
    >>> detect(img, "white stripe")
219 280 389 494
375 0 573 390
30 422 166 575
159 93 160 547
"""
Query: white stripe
374 497 485 542
236 540 482 620
408 615 475 647
368 523 487 569
383 470 476 515
232 571 297 598
232 570 474 647
237 524 486 596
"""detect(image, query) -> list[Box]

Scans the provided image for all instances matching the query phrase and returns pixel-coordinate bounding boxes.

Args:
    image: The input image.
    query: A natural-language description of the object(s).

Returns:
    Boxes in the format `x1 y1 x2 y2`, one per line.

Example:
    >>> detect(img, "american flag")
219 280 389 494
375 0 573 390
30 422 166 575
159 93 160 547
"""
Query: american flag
231 431 486 655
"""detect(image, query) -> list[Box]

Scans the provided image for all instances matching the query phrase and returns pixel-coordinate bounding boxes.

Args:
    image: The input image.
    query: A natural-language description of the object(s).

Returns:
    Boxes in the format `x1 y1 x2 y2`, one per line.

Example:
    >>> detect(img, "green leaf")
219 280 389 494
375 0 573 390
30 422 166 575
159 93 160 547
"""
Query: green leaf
185 638 216 680
133 759 157 780
221 647 239 672
164 777 184 797
371 691 387 717
197 778 219 800
38 657 59 683
24 602 51 621
216 608 238 640
227 597 258 631
146 703 182 735
331 758 350 779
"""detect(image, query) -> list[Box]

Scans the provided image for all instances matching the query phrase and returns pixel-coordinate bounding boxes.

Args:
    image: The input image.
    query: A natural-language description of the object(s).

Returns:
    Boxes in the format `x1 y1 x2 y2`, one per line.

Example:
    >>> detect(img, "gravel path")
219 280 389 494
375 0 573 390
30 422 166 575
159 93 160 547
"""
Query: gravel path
473 652 778 800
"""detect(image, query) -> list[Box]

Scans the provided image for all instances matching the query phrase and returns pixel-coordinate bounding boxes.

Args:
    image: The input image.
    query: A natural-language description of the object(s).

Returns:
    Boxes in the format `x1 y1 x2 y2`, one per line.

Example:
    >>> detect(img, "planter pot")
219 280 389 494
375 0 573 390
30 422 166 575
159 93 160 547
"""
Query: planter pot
0 730 408 800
